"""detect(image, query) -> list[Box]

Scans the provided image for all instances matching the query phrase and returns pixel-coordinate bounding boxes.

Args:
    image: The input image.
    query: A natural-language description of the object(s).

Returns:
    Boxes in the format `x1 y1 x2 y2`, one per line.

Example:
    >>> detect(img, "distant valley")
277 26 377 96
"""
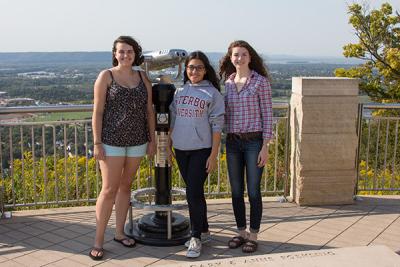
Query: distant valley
0 52 362 106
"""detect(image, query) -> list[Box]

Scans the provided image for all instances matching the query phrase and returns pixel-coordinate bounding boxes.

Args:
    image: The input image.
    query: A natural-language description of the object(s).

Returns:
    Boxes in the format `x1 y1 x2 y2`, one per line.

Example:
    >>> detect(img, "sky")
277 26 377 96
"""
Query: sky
0 0 399 57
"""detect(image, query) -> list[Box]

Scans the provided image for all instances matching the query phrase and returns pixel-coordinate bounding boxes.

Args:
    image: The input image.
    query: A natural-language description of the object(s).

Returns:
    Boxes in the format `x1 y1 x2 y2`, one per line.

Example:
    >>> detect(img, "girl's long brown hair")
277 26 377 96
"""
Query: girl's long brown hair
219 40 270 81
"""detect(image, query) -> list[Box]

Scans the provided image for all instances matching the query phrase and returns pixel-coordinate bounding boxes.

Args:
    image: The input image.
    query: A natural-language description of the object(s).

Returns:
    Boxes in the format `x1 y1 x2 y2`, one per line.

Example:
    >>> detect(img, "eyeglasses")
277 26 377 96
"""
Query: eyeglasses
187 65 205 72
117 50 134 55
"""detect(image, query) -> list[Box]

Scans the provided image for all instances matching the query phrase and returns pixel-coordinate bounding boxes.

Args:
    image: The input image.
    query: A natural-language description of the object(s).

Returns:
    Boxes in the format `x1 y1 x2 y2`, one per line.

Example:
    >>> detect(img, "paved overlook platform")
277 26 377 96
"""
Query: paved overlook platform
0 196 399 266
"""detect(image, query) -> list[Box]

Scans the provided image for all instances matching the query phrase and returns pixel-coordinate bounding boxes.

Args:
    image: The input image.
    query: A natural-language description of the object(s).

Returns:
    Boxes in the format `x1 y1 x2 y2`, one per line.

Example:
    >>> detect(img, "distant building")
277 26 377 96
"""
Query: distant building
17 71 56 79
0 91 8 99
3 98 36 107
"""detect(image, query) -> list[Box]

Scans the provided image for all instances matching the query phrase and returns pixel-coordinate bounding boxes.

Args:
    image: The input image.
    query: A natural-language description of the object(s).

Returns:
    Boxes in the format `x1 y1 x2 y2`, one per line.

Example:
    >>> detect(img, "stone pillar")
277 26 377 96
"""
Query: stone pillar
290 77 359 205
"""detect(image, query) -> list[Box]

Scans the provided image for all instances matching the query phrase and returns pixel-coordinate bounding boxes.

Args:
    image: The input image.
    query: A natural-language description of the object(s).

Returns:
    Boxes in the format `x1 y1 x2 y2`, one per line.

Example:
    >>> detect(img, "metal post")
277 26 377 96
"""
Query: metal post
355 103 363 196
125 83 190 246
0 186 4 218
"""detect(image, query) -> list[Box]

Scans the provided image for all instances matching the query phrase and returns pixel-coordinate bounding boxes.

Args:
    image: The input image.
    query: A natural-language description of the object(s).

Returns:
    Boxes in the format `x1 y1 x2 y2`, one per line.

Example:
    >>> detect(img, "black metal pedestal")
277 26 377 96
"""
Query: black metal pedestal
124 83 190 246
125 212 190 246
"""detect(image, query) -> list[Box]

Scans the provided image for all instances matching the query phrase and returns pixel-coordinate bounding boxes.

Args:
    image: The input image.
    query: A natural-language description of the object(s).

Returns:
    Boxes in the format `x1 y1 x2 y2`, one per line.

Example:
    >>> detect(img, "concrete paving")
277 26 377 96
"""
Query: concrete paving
0 196 399 266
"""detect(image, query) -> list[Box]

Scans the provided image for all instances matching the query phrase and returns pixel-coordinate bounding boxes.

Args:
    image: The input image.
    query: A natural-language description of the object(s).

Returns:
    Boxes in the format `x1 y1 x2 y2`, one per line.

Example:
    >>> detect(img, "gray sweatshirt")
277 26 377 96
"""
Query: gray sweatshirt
169 80 225 150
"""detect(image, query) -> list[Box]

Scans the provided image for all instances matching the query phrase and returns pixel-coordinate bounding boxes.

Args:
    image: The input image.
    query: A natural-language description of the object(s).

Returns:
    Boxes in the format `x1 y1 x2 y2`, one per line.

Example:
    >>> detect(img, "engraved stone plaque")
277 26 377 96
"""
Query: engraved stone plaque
166 245 400 267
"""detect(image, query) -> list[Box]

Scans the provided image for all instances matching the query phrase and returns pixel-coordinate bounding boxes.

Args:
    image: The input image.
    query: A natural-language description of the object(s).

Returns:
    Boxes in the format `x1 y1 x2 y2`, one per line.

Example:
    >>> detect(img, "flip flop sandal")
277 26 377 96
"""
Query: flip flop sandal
242 240 258 253
228 236 247 249
89 247 104 261
113 237 136 248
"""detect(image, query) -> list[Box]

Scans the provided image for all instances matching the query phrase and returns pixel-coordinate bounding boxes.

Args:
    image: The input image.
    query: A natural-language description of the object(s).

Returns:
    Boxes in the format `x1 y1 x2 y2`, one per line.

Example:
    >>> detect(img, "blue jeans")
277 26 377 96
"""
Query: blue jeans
226 138 263 233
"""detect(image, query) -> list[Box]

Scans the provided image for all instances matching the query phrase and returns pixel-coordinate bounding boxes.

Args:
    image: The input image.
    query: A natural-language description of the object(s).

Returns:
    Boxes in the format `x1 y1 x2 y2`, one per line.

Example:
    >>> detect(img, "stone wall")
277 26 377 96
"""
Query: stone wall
290 77 359 205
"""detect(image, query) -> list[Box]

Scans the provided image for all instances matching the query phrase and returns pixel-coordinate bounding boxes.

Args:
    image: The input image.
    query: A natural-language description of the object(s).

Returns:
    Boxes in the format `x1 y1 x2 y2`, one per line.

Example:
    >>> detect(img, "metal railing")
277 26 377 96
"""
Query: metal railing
356 103 400 193
0 103 290 208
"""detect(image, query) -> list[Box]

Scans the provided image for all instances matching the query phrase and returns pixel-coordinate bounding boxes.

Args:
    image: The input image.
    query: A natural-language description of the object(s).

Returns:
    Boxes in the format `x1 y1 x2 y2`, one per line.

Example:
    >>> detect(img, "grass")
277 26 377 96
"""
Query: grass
26 112 92 122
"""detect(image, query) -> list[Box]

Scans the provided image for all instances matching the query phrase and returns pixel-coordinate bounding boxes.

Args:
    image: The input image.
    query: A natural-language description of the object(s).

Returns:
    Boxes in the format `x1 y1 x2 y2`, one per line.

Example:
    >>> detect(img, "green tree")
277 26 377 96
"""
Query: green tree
335 3 400 102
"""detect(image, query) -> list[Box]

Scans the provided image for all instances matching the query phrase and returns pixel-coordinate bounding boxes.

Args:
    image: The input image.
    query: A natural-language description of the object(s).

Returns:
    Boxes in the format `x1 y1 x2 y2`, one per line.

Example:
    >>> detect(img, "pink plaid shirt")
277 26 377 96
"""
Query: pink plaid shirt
224 70 273 140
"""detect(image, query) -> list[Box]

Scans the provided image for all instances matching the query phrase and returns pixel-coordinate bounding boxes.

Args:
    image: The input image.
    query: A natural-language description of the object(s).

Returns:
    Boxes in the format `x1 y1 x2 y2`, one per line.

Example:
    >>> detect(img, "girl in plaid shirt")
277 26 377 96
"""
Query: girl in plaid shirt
220 40 273 253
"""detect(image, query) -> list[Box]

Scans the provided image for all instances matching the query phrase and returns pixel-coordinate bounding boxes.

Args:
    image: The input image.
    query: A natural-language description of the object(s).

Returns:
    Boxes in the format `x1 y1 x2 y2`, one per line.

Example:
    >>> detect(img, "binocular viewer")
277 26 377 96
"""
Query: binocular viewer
142 49 187 79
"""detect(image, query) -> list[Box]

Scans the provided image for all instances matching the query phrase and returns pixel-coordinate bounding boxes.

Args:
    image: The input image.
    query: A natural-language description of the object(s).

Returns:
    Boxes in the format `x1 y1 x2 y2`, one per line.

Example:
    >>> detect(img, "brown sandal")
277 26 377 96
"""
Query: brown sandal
242 240 258 253
89 247 104 261
228 236 247 249
114 237 136 248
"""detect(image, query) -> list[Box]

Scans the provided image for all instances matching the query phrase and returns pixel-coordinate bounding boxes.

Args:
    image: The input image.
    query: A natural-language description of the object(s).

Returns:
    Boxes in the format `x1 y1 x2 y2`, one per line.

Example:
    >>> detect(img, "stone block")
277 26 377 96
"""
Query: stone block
298 169 357 178
292 77 359 96
301 96 359 105
291 95 359 134
295 179 356 205
301 104 358 134
296 134 358 171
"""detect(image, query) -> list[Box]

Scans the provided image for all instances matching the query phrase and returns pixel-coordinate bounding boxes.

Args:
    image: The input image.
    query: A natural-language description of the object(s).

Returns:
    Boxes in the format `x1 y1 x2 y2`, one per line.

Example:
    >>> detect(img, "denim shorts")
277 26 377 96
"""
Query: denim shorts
102 143 147 157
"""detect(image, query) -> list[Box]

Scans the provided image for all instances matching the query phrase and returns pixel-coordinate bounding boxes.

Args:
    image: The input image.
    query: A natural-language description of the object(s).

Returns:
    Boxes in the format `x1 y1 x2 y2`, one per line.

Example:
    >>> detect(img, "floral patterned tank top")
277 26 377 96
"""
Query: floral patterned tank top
101 70 149 146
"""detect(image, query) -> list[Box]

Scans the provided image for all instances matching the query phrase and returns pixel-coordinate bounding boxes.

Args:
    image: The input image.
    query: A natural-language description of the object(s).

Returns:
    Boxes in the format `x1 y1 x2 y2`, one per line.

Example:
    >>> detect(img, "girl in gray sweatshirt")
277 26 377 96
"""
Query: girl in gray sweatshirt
169 51 224 258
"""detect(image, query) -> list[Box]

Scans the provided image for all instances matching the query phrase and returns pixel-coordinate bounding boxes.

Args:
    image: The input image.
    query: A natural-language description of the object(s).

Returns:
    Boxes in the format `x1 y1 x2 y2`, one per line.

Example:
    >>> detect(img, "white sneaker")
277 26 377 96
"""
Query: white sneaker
184 231 211 248
186 237 202 258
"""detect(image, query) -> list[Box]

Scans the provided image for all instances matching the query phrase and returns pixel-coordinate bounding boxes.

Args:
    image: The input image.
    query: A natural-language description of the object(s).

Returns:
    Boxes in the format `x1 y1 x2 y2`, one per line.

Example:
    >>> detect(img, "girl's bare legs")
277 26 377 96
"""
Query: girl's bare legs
114 157 142 241
239 229 249 239
93 157 125 249
249 232 258 241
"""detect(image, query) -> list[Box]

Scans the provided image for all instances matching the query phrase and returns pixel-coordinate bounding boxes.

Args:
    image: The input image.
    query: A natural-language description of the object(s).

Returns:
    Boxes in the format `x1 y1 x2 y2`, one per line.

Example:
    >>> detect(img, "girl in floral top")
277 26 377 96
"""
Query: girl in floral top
219 40 273 253
90 36 156 260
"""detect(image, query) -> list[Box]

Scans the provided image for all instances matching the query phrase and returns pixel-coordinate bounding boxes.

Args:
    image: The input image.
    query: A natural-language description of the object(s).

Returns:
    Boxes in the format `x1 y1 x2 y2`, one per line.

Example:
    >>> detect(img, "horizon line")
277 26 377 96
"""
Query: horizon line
0 50 350 59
